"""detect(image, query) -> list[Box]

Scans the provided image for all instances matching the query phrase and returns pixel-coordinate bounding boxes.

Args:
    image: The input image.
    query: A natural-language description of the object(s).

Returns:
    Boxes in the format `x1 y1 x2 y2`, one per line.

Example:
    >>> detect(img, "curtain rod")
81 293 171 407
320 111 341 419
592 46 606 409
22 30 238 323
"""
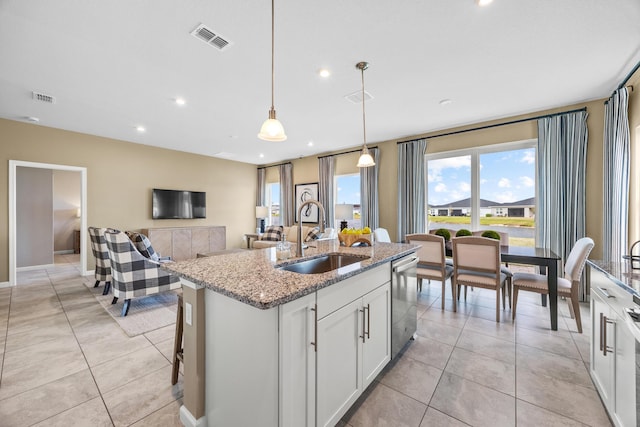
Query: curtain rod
396 107 587 144
256 161 292 170
616 59 640 91
316 146 378 160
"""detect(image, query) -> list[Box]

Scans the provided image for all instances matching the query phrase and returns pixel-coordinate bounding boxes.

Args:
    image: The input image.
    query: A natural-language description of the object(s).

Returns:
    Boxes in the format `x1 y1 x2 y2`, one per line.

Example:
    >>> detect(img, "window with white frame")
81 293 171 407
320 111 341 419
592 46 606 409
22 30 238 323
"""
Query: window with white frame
426 140 536 247
335 173 361 229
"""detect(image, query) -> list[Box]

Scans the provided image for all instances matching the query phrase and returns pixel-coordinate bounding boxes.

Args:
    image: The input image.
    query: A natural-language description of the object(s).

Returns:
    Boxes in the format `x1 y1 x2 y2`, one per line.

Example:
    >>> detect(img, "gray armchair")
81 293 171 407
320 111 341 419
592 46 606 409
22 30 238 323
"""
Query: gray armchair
104 230 181 316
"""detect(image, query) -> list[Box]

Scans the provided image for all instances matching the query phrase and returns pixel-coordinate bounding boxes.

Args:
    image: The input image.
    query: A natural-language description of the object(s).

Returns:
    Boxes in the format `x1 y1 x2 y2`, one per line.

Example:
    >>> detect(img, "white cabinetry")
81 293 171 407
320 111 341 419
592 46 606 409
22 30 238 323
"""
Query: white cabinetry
315 264 391 427
279 293 317 427
589 266 637 427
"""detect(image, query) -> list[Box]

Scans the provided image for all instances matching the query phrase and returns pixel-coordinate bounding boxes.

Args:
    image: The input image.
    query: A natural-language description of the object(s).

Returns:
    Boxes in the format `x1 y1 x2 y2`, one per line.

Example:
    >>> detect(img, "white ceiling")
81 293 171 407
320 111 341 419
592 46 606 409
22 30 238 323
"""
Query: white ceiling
1 0 639 165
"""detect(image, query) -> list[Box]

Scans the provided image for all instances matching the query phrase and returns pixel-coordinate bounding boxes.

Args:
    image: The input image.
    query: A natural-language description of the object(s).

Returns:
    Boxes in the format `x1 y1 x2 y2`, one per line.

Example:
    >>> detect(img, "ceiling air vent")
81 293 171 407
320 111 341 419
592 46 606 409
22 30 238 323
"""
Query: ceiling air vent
32 91 56 104
191 24 232 51
344 90 373 104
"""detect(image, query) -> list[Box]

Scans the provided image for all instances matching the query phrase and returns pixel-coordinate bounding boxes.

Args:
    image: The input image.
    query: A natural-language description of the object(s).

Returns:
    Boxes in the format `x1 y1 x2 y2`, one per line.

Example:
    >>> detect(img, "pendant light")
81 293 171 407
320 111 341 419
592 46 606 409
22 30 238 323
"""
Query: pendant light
258 0 287 141
356 61 375 168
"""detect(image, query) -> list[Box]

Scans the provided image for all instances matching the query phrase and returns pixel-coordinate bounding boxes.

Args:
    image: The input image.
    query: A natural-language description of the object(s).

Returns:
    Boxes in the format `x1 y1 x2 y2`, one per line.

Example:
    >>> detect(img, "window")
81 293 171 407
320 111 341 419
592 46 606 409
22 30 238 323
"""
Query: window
266 182 280 226
335 174 361 229
426 141 536 247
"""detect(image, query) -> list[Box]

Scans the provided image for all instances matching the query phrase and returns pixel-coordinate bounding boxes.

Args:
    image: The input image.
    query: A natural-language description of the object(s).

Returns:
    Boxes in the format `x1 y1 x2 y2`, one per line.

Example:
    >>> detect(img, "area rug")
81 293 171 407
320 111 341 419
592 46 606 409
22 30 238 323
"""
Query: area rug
86 282 180 337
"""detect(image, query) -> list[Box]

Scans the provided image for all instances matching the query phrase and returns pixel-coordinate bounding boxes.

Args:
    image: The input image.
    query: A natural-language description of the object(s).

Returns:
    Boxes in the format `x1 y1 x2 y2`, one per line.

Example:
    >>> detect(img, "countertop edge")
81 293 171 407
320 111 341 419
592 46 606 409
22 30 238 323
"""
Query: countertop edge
587 259 640 298
163 244 417 310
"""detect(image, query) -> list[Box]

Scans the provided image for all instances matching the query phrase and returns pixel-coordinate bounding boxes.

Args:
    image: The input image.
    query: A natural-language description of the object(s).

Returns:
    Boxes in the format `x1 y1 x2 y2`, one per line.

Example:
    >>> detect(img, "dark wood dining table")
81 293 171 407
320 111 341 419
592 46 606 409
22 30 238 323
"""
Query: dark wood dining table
446 244 562 330
499 246 561 330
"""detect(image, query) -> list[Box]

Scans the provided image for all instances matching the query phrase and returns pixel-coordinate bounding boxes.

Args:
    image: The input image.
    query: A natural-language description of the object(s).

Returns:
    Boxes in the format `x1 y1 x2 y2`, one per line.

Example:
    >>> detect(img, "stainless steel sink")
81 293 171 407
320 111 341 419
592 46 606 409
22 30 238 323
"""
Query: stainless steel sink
278 253 369 274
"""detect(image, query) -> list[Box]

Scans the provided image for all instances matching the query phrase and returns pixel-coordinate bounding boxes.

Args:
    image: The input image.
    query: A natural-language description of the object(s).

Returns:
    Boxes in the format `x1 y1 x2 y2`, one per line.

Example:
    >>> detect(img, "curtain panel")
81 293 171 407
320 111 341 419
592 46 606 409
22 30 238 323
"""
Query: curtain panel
318 156 336 229
256 168 266 207
603 87 630 263
279 163 294 226
256 168 266 230
537 110 589 298
397 139 428 242
360 148 380 230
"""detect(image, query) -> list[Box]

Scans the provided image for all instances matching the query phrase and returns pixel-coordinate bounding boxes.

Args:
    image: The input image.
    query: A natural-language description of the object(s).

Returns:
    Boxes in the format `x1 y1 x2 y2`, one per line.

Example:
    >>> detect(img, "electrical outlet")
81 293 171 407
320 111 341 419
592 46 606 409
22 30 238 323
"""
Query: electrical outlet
185 302 193 326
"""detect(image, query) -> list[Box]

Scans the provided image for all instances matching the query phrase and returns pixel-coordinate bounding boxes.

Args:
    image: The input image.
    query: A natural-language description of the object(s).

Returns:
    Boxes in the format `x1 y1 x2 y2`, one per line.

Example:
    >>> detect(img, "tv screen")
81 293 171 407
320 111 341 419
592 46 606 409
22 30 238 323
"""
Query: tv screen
152 189 206 219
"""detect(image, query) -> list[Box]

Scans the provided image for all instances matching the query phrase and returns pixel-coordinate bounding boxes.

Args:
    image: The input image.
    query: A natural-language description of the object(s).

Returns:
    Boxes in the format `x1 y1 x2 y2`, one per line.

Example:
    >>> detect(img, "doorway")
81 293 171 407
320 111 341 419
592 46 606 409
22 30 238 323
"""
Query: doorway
8 160 88 286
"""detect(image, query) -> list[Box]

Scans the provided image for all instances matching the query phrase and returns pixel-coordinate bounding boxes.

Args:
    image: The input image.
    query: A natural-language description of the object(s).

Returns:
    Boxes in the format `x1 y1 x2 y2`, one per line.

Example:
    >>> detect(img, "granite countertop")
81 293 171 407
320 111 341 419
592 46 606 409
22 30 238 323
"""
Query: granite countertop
587 259 640 297
161 239 417 309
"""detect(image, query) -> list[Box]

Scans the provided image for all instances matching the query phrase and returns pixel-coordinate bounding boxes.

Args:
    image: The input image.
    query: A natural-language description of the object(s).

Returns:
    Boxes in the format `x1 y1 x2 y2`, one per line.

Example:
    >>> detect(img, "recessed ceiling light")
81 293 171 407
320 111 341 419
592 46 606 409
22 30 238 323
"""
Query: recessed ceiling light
318 69 331 78
307 141 314 147
259 153 265 158
136 125 146 133
439 99 453 106
175 97 186 106
476 0 493 6
24 116 40 123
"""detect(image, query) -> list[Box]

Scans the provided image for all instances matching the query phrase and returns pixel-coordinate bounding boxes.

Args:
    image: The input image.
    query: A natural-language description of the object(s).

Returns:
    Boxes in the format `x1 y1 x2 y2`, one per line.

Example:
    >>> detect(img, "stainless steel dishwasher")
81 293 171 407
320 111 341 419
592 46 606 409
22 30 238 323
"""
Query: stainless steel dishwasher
391 254 419 359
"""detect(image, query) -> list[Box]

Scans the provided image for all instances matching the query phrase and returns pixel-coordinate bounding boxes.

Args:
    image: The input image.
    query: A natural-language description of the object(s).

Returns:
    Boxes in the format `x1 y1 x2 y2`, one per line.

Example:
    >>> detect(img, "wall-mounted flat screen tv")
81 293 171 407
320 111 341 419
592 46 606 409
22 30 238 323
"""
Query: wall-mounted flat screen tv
152 189 206 219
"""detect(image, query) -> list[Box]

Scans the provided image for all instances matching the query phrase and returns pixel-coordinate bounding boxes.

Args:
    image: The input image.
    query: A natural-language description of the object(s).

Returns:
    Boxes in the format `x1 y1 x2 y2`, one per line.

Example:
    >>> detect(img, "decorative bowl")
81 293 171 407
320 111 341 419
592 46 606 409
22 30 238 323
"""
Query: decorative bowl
338 233 372 247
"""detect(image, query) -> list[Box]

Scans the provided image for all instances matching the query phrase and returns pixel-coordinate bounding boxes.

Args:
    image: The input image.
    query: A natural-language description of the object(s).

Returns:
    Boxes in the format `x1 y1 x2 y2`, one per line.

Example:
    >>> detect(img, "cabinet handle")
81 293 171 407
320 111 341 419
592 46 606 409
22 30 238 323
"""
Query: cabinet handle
310 304 317 352
603 316 615 356
365 304 371 340
359 308 366 343
599 312 604 352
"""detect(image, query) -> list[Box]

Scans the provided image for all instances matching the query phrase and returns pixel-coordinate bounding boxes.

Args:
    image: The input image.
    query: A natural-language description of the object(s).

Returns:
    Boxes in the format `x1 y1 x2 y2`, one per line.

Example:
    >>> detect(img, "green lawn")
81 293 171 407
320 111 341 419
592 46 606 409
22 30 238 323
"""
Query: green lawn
428 216 534 227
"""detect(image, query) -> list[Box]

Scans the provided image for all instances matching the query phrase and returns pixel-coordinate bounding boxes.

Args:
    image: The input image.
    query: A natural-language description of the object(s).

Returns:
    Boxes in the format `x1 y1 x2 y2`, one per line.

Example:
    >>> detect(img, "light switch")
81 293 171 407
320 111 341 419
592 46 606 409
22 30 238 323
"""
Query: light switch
185 302 193 326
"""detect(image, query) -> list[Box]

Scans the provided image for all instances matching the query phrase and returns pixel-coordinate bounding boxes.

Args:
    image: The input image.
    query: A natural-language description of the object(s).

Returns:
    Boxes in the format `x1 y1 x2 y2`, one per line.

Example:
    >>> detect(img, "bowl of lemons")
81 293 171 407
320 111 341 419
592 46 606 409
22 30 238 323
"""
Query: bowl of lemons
339 227 373 247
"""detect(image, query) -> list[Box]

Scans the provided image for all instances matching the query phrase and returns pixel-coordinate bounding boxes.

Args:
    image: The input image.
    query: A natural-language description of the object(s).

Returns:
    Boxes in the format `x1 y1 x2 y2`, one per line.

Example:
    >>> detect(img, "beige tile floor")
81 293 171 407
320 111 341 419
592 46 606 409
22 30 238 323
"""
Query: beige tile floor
0 255 611 426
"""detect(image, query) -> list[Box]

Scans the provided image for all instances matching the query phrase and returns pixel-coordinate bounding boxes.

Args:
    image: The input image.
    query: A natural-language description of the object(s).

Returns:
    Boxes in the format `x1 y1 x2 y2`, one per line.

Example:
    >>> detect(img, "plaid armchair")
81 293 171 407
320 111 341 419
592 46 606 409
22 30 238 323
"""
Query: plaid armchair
88 227 114 295
104 230 181 316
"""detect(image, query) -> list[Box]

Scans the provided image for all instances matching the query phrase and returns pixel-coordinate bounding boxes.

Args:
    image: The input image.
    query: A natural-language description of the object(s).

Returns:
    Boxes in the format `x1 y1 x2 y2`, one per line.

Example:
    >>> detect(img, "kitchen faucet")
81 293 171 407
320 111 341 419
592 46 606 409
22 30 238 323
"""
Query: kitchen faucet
297 199 325 257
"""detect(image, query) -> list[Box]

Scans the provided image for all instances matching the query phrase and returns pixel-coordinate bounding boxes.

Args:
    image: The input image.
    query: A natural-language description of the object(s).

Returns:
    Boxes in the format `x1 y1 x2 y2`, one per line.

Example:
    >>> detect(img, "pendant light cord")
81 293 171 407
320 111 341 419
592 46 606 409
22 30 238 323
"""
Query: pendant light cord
361 66 367 147
270 0 275 110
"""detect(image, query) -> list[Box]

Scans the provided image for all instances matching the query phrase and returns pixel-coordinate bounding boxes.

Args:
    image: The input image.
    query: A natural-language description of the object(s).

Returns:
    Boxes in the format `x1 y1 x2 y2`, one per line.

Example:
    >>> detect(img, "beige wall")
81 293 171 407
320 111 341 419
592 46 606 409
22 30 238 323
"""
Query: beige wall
0 119 256 282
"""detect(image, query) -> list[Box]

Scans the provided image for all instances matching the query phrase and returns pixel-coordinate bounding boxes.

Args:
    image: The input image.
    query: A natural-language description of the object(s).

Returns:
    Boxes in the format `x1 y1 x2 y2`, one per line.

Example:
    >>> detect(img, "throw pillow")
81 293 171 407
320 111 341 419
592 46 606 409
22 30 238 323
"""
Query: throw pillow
127 232 160 261
262 225 283 242
305 227 321 242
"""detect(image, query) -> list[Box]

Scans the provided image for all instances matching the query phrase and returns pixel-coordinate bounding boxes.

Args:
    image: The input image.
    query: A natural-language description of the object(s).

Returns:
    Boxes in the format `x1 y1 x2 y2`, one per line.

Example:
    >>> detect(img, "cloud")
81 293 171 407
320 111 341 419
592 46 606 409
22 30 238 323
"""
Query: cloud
521 150 535 164
494 191 514 203
498 178 511 188
434 183 447 193
458 182 470 192
428 156 471 182
520 176 534 187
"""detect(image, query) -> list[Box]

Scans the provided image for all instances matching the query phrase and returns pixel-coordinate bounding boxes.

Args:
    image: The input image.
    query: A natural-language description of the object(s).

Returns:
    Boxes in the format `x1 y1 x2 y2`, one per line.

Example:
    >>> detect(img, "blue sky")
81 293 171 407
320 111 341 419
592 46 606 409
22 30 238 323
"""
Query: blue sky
336 174 361 204
428 148 535 206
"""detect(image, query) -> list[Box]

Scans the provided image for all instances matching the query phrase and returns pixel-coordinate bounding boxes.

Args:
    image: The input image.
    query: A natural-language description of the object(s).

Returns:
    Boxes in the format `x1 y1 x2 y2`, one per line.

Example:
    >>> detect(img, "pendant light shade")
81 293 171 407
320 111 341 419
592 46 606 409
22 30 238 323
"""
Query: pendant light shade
258 0 287 142
357 145 375 168
356 61 375 168
258 107 287 141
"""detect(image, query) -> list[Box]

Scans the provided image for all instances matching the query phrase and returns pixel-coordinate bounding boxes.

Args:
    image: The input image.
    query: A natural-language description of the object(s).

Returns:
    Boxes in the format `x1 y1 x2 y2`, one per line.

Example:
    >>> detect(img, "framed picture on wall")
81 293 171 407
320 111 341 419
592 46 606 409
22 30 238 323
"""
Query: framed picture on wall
295 182 319 223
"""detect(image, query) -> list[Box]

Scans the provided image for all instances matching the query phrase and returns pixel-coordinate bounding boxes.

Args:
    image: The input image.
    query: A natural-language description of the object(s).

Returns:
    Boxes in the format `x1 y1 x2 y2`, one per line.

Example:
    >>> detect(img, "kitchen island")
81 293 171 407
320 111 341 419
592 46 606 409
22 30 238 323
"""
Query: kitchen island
586 261 640 427
162 239 417 427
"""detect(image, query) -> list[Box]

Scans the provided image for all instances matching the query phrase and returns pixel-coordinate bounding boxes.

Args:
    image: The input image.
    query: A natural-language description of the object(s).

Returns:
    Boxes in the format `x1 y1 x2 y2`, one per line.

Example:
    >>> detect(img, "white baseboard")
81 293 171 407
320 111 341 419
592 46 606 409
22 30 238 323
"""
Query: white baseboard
0 281 12 288
54 249 75 255
17 263 56 272
179 405 207 427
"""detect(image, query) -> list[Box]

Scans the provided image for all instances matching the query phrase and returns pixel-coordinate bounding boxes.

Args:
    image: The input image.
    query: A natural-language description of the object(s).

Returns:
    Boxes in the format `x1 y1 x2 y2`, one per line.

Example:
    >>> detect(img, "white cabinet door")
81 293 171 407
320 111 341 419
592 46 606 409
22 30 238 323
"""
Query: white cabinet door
279 293 316 427
362 282 391 388
590 288 614 408
613 313 637 427
316 298 363 427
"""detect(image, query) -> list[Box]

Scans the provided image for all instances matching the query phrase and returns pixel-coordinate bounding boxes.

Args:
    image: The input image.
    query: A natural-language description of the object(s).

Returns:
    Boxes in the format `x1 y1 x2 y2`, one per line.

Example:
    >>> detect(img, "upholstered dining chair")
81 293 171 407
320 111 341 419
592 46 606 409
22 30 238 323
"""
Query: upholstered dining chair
452 236 510 322
406 233 455 311
88 226 113 295
374 228 391 243
104 230 181 316
512 237 594 333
